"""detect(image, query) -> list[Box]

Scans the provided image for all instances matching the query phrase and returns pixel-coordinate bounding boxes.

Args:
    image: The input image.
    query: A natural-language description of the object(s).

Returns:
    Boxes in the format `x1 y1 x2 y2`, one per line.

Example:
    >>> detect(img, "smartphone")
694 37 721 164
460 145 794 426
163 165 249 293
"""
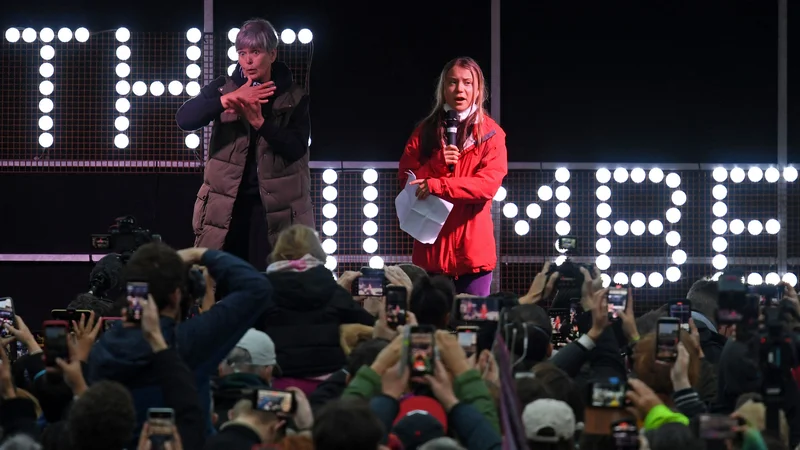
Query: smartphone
126 282 148 323
750 285 783 306
406 325 436 376
548 308 571 348
668 300 692 330
254 389 297 414
102 317 123 332
43 320 69 367
51 309 93 330
0 297 15 339
655 317 680 363
588 377 627 408
352 268 385 297
385 286 407 328
718 271 747 324
610 418 639 450
558 236 577 251
607 287 627 320
457 297 500 322
456 326 480 357
147 408 175 438
698 414 738 440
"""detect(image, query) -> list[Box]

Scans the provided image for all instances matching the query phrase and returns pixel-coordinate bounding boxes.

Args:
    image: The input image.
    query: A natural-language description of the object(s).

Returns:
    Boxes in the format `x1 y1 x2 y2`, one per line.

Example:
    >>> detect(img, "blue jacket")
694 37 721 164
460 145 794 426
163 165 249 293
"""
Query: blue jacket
87 250 272 439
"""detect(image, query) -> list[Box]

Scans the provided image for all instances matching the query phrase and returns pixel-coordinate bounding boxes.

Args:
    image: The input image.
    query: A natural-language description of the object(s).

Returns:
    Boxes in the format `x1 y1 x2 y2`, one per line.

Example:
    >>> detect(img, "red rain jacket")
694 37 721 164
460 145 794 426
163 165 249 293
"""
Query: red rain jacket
399 116 508 276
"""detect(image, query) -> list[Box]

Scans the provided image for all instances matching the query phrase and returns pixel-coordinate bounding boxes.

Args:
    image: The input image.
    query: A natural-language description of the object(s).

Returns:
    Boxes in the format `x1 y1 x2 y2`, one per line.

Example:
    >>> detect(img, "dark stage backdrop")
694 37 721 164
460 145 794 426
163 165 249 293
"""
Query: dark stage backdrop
4 0 796 164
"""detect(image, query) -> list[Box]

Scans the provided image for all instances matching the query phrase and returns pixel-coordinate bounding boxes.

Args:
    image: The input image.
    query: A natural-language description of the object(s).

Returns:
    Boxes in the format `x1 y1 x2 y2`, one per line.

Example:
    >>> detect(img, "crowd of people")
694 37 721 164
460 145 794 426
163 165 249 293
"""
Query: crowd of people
1 224 799 450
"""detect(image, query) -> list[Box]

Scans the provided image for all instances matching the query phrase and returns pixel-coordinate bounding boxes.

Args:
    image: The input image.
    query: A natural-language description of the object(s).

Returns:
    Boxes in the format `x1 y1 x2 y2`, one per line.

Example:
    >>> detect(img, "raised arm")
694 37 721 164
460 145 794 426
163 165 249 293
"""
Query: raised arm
398 128 449 187
425 132 507 204
175 76 228 131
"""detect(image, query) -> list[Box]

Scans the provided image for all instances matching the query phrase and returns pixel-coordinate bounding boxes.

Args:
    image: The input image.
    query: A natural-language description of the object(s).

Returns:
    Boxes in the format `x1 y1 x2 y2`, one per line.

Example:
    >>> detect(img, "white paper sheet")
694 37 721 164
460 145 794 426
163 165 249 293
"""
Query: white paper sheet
395 171 454 244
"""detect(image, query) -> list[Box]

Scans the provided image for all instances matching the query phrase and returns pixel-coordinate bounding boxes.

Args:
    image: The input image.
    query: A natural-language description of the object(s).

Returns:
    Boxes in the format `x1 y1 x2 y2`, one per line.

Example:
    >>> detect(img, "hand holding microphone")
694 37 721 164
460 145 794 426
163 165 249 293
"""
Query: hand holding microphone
445 110 460 172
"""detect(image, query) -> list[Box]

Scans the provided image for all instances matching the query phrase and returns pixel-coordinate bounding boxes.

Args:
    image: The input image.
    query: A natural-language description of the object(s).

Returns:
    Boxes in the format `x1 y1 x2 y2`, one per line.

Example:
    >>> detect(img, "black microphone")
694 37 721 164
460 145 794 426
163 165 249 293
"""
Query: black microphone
88 253 124 298
445 110 459 172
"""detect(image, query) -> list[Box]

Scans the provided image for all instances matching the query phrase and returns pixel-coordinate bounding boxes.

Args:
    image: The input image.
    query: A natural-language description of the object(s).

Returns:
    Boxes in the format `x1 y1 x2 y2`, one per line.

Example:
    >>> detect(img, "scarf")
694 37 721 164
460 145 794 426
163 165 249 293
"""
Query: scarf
443 102 478 122
265 254 323 274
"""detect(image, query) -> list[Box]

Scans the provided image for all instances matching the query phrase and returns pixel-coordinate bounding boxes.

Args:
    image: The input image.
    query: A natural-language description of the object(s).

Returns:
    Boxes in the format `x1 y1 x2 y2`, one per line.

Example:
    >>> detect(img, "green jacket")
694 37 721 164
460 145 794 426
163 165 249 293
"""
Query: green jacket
644 404 689 430
343 366 500 433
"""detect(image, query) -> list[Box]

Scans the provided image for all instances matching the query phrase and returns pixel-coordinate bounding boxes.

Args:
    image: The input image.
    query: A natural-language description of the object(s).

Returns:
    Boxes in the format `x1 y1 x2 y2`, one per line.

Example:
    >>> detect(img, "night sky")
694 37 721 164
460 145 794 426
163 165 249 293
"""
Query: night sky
4 0 799 163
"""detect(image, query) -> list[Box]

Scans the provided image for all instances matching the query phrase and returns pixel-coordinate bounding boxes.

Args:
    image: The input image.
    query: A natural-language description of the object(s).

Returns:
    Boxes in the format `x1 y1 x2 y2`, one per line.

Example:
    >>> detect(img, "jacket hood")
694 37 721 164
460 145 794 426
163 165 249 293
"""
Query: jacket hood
231 61 294 94
88 318 177 384
267 266 343 310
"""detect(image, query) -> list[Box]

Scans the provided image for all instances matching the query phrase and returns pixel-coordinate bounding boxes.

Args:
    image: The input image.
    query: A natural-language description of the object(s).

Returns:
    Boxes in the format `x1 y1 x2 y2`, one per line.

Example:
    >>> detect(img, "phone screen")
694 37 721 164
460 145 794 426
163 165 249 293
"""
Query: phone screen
669 301 691 330
44 324 68 366
656 320 680 362
255 390 295 414
356 270 384 297
408 330 435 375
548 308 574 347
457 328 478 357
607 288 627 319
458 297 500 322
127 282 148 323
590 378 627 408
147 408 175 437
611 420 639 448
698 414 737 440
0 297 14 338
385 288 407 327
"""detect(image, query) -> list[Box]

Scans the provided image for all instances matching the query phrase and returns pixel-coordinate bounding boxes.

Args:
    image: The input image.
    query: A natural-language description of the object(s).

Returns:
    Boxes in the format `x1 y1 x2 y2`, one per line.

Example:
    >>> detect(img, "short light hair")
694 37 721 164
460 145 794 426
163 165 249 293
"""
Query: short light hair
235 18 279 52
270 224 327 263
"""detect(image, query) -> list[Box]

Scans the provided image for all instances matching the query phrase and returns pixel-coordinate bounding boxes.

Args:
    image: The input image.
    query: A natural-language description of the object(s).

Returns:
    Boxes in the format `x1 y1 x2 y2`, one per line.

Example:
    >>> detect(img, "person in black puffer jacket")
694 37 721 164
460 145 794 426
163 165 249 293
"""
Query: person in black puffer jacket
257 225 375 386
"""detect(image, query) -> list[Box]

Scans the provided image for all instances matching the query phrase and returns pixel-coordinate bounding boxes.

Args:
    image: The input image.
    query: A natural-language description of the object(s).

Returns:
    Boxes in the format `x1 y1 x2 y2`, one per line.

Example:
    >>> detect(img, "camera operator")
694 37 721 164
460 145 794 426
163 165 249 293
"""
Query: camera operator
714 283 800 448
87 243 273 444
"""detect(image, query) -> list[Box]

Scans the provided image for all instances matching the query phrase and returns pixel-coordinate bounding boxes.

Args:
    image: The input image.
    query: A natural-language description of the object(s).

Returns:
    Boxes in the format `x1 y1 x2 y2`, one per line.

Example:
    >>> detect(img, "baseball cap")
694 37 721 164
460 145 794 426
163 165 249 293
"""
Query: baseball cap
522 399 576 443
391 396 448 449
233 329 281 376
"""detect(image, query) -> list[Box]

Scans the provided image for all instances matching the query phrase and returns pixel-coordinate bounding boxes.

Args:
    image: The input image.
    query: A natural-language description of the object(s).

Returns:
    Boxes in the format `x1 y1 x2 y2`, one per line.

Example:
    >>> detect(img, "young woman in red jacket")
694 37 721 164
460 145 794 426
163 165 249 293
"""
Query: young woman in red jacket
399 57 508 296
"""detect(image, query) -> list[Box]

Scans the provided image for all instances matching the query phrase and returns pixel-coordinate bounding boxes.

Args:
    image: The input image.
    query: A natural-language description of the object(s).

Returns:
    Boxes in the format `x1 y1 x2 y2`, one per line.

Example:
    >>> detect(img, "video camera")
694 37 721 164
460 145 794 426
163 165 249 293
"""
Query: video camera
548 236 593 297
92 215 161 263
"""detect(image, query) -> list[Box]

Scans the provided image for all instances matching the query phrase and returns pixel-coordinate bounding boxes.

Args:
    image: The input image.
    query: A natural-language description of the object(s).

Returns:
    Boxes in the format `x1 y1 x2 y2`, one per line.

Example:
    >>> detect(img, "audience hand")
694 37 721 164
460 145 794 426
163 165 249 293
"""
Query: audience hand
782 282 800 316
285 387 314 430
136 422 184 450
385 265 413 300
72 311 102 362
519 261 559 304
176 247 208 265
337 270 362 293
687 319 704 358
373 306 398 341
476 350 499 385
618 288 639 342
141 295 167 352
2 315 41 354
579 266 603 311
380 361 410 400
442 144 460 167
586 288 610 341
48 330 88 397
435 331 469 377
0 348 15 399
370 334 403 375
625 378 663 419
670 343 691 391
425 360 459 411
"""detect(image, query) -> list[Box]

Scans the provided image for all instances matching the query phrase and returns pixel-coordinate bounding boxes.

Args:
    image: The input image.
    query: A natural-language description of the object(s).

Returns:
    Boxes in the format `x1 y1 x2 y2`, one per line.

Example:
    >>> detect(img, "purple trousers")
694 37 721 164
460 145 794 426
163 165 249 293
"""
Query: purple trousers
447 271 493 296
